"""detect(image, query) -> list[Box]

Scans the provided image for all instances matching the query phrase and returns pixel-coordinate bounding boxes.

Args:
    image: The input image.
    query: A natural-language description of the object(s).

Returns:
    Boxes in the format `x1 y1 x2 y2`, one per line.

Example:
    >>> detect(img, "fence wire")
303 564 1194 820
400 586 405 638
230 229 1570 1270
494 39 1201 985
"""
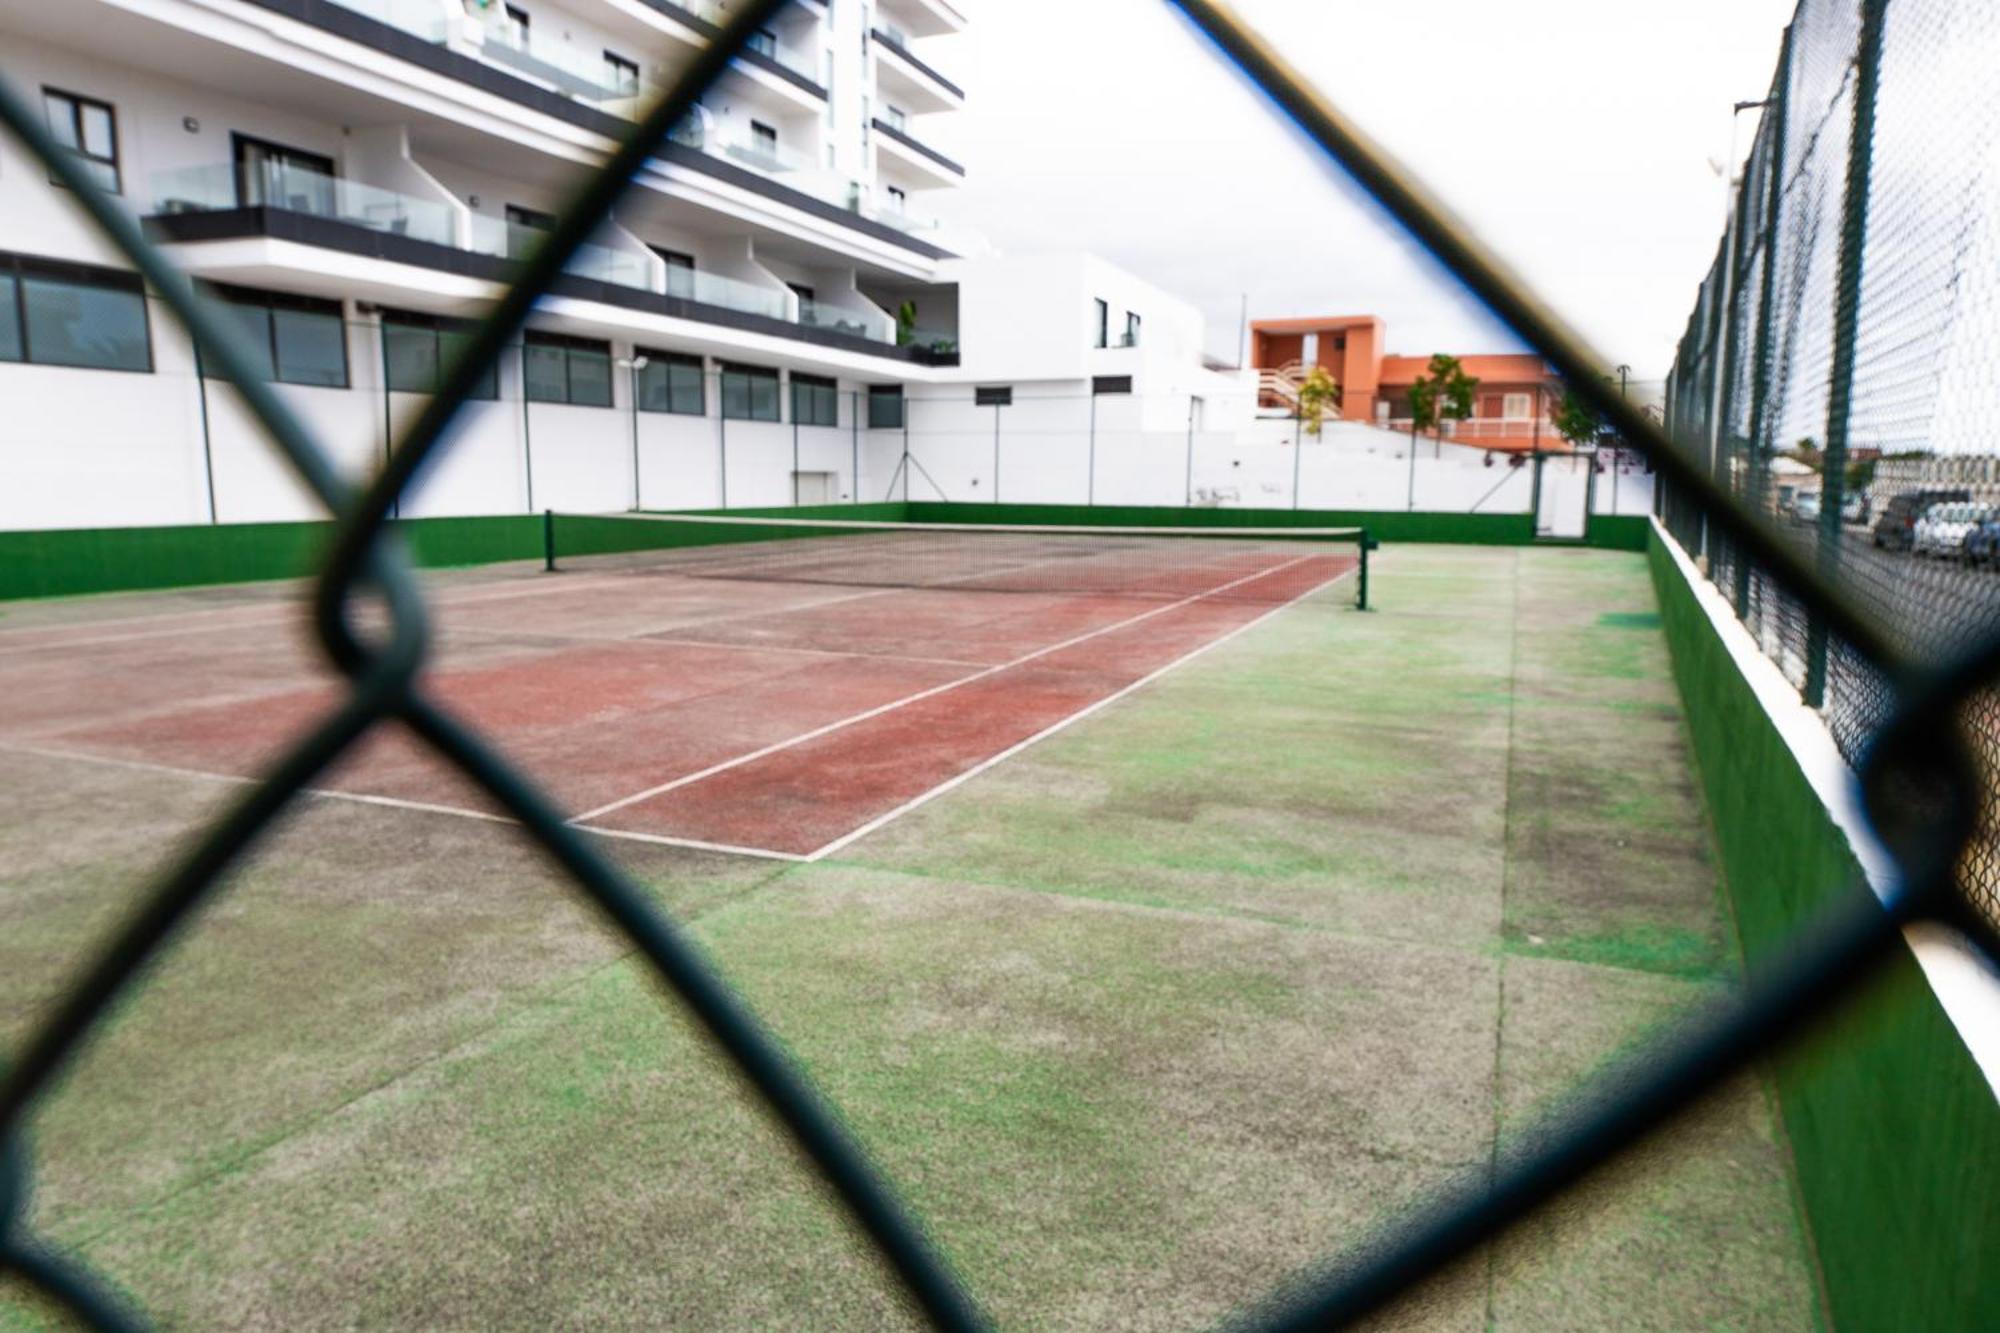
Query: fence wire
1662 0 2000 935
2 0 1998 1330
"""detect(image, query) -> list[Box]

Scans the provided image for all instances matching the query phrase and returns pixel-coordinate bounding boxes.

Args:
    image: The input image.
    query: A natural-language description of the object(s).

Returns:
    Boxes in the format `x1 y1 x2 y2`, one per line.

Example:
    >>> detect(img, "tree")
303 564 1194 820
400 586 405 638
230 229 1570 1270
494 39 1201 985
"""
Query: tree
1407 354 1478 457
1295 366 1339 438
1552 387 1603 451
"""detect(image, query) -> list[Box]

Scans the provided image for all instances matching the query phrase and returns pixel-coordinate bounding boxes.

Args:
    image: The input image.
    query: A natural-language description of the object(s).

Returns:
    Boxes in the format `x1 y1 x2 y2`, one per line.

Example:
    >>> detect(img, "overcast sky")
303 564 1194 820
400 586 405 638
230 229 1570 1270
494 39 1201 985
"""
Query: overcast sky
927 0 1796 386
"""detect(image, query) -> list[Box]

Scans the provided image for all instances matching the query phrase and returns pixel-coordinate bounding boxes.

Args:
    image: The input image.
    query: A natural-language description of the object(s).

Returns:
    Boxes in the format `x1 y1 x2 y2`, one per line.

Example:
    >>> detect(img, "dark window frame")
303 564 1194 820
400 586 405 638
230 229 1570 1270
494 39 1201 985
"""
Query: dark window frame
43 87 121 194
720 361 782 422
750 120 779 150
381 307 498 400
791 371 838 426
523 329 613 407
1092 374 1133 396
634 346 705 416
230 132 336 211
604 50 639 92
0 250 153 374
204 283 348 387
867 382 906 429
974 385 1012 407
1093 297 1108 349
1123 310 1141 347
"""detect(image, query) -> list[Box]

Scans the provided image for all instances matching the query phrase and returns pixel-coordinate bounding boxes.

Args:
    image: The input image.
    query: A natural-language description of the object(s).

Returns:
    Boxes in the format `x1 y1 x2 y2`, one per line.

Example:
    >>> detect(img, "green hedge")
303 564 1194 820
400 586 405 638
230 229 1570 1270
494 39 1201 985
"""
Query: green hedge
1647 524 2000 1329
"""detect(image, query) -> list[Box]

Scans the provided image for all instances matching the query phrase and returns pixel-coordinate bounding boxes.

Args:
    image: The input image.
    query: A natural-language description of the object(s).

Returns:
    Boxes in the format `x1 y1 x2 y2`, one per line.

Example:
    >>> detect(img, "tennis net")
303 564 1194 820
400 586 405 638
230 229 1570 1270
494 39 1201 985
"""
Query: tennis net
543 512 1374 608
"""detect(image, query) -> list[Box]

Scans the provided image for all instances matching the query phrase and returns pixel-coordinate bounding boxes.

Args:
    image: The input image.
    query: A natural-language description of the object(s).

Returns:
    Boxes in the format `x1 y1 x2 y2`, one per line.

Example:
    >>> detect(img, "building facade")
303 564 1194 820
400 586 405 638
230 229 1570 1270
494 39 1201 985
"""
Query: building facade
0 0 1249 529
1250 314 1566 454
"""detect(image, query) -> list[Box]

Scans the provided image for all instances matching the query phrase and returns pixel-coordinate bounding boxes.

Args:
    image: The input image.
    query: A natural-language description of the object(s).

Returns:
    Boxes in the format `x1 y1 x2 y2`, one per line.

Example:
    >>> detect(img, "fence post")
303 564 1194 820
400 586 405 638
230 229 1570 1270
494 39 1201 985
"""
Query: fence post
1739 30 1793 619
542 508 556 572
1708 134 1760 582
1185 396 1195 506
1087 392 1097 506
1804 0 1884 708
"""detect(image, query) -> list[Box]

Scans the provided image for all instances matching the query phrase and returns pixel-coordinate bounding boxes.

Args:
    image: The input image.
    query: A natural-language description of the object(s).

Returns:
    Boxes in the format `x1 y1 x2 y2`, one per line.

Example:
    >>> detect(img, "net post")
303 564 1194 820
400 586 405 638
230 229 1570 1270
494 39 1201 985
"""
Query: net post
543 509 556 573
1356 528 1372 611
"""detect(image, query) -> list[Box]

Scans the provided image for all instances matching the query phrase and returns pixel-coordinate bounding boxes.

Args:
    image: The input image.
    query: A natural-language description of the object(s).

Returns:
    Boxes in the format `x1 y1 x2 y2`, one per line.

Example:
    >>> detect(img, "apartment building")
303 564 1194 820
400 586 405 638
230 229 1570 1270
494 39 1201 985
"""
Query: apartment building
0 0 981 524
0 0 1264 527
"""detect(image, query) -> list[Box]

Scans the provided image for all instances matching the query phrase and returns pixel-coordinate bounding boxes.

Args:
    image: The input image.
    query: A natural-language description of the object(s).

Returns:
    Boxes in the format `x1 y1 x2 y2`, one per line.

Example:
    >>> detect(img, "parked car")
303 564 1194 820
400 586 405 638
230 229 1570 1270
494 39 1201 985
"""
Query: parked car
1842 491 1871 525
1873 488 1971 550
1792 491 1821 524
1912 502 1992 559
1965 516 2000 568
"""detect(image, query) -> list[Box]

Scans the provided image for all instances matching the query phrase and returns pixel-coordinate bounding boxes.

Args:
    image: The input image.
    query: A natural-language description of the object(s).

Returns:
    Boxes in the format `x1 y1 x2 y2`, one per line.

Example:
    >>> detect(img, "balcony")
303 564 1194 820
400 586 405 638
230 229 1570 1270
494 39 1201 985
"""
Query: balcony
872 28 963 110
230 1 942 256
871 117 966 185
876 0 968 39
143 164 951 360
152 162 456 247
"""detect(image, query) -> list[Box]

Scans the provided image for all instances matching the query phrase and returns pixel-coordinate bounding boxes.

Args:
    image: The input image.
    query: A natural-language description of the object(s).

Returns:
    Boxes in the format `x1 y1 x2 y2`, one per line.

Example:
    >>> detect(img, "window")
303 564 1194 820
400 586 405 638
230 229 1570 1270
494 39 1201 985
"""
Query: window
0 251 150 372
788 283 816 305
974 385 1012 407
1122 311 1141 347
750 121 779 161
867 382 905 429
233 135 335 215
1092 374 1133 395
720 363 781 420
523 330 612 406
1092 298 1108 349
44 89 120 194
604 51 639 95
503 4 529 40
1502 392 1533 419
885 184 908 211
635 348 704 415
651 247 696 299
883 104 907 132
204 285 346 386
792 372 837 426
382 309 497 400
748 27 778 58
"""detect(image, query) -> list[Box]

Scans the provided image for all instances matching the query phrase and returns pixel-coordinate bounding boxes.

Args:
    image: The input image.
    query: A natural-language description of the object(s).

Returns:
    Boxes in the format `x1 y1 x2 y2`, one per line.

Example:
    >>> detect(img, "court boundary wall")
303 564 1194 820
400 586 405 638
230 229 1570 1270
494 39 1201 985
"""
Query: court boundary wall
0 505 1646 602
1647 517 2000 1331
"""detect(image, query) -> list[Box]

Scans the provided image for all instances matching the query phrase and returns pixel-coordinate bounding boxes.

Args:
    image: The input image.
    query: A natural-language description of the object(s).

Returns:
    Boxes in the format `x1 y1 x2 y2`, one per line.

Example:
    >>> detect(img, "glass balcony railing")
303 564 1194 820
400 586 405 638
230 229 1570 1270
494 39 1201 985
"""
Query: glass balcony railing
466 215 656 291
670 116 815 176
799 299 894 343
664 265 790 321
150 162 457 247
327 0 448 42
481 23 655 105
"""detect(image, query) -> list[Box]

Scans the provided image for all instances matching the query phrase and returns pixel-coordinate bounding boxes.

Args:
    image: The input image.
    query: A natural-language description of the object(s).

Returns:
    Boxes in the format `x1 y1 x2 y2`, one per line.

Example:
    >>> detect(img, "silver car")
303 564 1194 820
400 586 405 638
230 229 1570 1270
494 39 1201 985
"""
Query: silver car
1912 502 1993 559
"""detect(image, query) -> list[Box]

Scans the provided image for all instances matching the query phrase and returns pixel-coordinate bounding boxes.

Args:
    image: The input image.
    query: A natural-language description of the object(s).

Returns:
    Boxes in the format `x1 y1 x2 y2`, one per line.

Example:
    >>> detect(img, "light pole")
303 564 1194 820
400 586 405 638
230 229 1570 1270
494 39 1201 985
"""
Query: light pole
619 354 649 510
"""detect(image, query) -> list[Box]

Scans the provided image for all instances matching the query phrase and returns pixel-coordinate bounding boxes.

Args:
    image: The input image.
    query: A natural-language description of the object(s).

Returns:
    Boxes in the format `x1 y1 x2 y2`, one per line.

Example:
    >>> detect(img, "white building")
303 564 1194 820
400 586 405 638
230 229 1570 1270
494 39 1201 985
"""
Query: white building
0 0 1251 526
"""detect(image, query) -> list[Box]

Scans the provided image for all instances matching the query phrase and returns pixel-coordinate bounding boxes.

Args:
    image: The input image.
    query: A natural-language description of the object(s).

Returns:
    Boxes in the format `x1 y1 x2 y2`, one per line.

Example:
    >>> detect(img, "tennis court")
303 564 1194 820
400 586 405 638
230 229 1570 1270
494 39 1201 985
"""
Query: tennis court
0 531 1818 1329
0 518 1361 861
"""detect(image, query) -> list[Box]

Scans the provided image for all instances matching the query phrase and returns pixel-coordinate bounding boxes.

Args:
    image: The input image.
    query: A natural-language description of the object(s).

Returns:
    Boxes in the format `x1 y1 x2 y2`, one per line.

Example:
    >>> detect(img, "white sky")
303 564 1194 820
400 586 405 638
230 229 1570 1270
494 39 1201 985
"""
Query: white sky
927 0 1797 385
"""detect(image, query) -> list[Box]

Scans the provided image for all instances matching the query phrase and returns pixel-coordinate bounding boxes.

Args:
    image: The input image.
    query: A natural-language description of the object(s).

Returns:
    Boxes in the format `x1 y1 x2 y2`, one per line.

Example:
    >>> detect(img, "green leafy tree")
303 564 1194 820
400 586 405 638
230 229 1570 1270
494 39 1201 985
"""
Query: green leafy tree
1552 387 1602 451
1407 353 1478 457
1295 366 1339 438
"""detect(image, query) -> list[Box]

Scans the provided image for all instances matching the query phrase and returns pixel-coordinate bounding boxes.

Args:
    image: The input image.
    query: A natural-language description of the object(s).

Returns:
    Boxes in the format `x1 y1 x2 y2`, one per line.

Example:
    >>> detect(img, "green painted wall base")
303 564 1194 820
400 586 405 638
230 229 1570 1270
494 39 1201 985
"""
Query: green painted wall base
1 503 1644 603
1648 524 2000 1330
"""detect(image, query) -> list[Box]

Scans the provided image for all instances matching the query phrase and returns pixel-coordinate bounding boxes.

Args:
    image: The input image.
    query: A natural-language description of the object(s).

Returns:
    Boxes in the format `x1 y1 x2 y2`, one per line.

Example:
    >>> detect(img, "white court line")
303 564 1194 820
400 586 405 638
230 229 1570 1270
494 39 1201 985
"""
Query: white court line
805 563 1357 861
571 553 1321 824
0 741 805 863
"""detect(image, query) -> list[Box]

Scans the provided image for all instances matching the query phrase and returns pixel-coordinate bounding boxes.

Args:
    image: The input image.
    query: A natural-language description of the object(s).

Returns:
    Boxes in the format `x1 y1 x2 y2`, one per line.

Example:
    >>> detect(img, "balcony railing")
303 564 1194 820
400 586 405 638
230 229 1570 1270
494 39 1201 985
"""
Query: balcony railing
481 22 657 106
151 162 457 247
150 167 934 349
466 215 656 291
800 298 894 342
1384 417 1566 446
665 265 789 321
327 0 448 42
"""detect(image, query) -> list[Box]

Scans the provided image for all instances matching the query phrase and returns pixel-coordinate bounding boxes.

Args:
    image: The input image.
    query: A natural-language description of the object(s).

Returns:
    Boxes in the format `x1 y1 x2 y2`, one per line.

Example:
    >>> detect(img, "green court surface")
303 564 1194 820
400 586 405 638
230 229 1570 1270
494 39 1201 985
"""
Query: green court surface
0 546 1819 1330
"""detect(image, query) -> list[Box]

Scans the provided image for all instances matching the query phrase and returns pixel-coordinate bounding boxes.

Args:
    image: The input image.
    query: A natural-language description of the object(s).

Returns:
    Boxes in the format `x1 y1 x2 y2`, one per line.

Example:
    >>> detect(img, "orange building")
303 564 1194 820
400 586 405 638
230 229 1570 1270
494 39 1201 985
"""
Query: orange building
1250 316 1567 453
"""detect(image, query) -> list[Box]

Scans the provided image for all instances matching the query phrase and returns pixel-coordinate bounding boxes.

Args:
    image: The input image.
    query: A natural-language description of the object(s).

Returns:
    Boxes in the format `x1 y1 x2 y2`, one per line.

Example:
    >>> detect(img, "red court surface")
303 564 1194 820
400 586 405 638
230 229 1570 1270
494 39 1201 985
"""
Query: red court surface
1 539 1355 860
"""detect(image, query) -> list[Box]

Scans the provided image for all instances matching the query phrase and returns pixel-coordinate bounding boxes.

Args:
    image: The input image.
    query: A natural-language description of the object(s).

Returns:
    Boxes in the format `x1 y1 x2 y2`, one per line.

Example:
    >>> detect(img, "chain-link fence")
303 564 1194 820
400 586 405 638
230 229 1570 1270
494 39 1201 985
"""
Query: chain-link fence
1660 0 2000 931
3 0 1998 1329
